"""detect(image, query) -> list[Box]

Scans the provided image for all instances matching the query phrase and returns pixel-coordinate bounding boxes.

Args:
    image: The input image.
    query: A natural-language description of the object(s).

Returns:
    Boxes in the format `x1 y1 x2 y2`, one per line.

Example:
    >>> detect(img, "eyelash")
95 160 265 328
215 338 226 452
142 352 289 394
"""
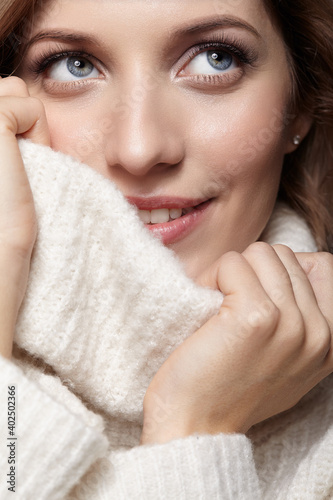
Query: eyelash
29 47 97 76
28 35 257 87
181 35 257 85
186 36 257 67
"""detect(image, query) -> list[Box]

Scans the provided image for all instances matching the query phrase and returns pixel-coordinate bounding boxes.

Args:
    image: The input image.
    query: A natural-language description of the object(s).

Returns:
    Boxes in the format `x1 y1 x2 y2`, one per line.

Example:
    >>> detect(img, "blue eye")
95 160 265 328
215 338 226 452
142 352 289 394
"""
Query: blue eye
48 55 100 81
207 50 233 71
185 49 237 76
67 57 94 77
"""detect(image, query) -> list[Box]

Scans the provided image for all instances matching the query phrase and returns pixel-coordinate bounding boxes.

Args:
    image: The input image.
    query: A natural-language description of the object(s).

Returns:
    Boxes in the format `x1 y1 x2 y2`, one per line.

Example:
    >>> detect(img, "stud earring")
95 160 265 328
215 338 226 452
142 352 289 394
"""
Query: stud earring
293 135 301 146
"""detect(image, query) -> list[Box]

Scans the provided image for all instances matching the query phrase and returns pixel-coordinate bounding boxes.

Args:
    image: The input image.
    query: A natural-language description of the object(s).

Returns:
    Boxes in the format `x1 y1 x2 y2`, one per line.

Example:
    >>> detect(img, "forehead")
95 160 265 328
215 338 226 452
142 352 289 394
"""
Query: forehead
32 0 274 39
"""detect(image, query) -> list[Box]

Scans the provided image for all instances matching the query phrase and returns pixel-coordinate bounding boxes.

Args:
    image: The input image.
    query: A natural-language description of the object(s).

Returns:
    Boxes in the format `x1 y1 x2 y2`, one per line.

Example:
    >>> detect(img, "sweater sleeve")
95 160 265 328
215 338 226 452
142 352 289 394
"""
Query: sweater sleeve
68 434 262 500
107 434 262 500
0 355 108 500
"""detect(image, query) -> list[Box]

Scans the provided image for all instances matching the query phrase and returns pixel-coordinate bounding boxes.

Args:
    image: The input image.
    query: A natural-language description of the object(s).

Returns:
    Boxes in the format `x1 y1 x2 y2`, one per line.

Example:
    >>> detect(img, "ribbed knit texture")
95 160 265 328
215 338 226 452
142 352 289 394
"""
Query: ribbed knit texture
0 139 331 499
0 357 108 500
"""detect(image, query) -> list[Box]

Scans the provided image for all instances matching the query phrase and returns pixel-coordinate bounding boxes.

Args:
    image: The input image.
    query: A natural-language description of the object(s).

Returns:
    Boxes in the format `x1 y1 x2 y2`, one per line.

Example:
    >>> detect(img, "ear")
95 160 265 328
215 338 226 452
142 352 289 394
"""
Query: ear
284 113 313 154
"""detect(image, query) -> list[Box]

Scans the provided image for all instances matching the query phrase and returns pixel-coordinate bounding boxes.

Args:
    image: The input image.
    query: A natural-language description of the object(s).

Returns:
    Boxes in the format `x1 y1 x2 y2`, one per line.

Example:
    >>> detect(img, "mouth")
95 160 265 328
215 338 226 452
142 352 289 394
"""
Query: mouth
137 206 197 224
127 197 212 245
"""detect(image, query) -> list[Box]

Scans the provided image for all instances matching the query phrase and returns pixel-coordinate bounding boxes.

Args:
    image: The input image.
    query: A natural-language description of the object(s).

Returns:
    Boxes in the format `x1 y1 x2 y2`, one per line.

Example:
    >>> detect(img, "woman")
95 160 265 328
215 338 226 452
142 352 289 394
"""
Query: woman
0 0 333 498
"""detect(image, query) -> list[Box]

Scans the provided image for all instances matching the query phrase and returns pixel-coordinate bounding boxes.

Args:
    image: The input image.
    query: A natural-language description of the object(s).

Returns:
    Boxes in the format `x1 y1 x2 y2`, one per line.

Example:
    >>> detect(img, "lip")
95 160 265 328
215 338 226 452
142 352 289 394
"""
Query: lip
127 196 212 245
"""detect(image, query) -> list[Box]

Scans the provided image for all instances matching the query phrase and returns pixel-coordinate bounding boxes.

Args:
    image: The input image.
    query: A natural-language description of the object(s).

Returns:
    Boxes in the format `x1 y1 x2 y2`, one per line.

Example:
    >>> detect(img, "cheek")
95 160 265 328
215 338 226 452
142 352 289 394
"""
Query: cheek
180 88 289 266
188 86 289 196
43 101 110 166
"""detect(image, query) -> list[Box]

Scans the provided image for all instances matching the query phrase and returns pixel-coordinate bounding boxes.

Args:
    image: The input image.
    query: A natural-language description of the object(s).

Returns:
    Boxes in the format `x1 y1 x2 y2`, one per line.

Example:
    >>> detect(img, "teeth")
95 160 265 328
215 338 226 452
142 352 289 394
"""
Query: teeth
150 208 170 224
138 210 151 224
170 208 182 220
138 207 190 224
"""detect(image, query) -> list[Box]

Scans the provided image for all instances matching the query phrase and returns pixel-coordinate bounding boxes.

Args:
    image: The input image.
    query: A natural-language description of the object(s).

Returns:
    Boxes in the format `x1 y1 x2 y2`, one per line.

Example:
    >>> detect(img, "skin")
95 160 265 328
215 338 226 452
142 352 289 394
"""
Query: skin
0 0 332 443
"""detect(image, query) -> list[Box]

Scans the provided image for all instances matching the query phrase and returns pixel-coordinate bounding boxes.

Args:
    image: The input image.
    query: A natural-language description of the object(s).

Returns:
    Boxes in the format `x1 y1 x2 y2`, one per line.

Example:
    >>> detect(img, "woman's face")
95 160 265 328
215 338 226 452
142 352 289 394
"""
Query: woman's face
18 0 301 278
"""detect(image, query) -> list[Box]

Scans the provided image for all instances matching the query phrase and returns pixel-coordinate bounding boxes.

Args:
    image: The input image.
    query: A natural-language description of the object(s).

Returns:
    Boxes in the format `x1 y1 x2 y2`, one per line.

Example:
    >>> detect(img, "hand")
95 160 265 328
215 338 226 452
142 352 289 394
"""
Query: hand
0 76 50 359
141 243 333 444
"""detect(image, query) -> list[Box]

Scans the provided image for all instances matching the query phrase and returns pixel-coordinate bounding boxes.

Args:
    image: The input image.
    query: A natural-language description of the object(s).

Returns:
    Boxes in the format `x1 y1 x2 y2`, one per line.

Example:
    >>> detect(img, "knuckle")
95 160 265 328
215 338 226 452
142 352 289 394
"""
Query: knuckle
303 252 333 277
218 299 280 342
0 106 20 134
243 241 273 257
246 300 280 337
311 319 331 359
273 244 295 258
0 96 44 134
1 76 29 96
219 250 243 267
27 96 46 116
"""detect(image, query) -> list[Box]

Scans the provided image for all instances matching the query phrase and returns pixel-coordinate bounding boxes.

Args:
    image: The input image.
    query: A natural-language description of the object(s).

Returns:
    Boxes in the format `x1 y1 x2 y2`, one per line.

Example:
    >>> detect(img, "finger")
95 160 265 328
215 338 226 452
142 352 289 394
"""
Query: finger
0 96 50 146
197 251 266 296
0 76 30 97
197 251 277 325
273 246 329 339
296 252 333 338
241 244 310 358
242 243 296 309
275 247 332 370
273 246 318 311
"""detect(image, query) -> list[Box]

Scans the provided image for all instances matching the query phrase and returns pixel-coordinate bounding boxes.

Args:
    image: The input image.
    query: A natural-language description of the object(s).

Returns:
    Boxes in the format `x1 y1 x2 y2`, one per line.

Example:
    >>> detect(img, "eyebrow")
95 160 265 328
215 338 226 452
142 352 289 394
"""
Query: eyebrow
171 16 261 40
22 15 261 53
22 32 102 53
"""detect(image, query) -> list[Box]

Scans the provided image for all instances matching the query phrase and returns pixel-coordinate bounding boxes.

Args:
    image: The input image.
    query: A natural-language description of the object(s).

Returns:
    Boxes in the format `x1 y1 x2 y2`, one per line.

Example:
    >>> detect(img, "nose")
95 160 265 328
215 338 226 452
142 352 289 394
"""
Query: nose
104 83 185 177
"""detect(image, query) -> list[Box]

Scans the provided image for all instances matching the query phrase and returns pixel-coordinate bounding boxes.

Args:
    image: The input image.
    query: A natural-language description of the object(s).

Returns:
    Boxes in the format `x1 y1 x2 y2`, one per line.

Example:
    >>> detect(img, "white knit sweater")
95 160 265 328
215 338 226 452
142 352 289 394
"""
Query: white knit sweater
0 140 332 500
